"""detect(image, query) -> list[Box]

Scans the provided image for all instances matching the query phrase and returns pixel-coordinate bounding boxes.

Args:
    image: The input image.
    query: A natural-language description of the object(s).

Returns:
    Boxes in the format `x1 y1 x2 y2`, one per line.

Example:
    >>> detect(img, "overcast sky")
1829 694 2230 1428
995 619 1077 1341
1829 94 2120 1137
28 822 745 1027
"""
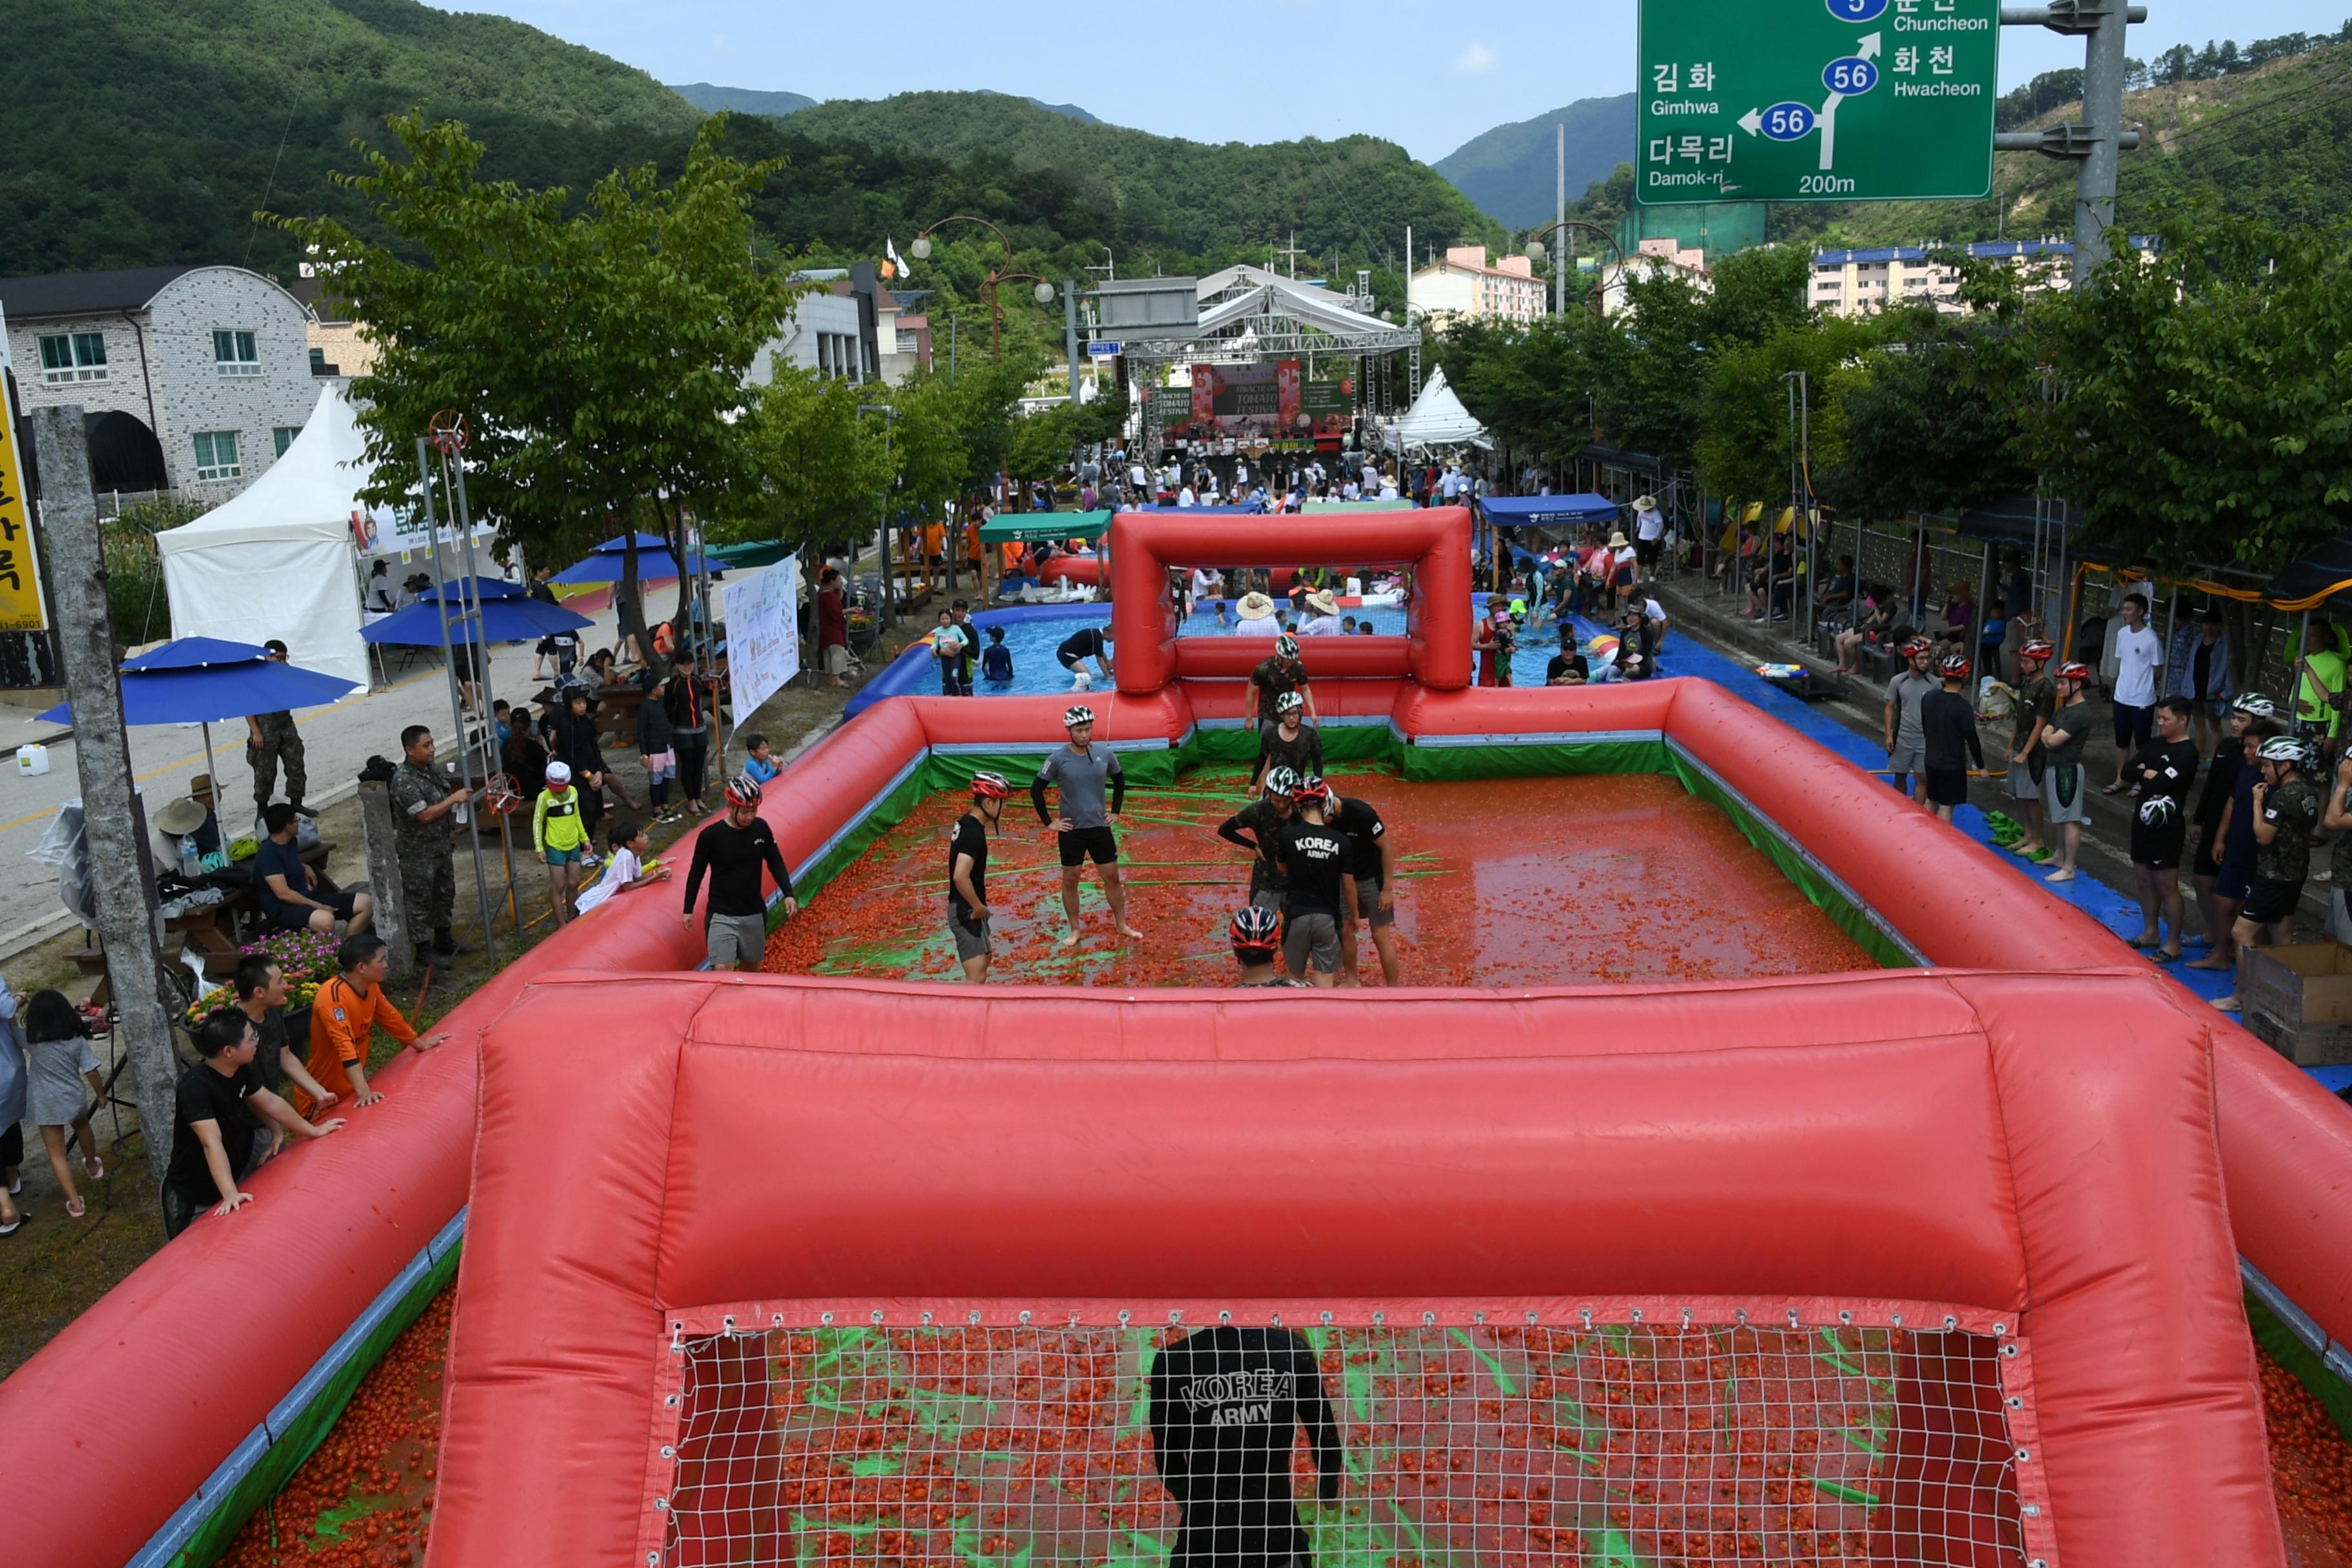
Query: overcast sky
476 1 2351 161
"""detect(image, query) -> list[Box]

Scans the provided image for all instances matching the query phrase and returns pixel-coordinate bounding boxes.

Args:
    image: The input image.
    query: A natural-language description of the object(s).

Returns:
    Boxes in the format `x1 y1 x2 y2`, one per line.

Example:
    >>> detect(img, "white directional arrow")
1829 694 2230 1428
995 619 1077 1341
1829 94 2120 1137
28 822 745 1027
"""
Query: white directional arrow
1739 107 1765 137
1818 32 1881 171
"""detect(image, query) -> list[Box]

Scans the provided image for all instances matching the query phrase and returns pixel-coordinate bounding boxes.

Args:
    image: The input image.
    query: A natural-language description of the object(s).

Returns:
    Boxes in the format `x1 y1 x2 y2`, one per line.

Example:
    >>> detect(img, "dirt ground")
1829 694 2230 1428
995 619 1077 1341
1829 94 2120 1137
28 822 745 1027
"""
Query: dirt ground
0 665 872 1379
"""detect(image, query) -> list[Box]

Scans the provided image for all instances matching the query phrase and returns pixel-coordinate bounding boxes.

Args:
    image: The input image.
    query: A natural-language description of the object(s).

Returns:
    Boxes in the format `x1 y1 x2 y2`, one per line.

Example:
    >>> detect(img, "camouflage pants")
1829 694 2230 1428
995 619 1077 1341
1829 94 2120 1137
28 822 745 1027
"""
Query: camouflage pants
249 720 306 815
397 842 454 937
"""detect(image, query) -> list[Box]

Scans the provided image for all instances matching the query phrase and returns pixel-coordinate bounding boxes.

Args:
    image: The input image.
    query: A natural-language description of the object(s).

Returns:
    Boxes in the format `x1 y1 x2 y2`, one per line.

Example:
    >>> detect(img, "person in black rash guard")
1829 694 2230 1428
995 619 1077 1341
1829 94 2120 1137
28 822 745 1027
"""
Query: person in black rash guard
1056 626 1113 689
1218 767 1299 912
1275 776 1355 986
1148 1324 1344 1568
948 772 1010 982
1328 791 1400 985
681 774 798 971
1251 693 1322 790
1918 652 1984 822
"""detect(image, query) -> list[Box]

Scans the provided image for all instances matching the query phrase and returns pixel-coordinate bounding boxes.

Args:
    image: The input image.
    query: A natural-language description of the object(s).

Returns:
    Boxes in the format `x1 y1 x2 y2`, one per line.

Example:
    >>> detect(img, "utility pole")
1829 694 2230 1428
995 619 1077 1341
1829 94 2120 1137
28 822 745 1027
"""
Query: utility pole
1994 2 2148 287
30 407 179 1192
1063 279 1081 407
1556 122 1567 318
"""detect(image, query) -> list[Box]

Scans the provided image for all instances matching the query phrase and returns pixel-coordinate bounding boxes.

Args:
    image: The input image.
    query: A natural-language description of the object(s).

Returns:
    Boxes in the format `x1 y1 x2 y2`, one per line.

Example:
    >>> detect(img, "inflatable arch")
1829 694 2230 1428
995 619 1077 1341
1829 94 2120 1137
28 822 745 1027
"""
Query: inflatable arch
0 509 2347 1568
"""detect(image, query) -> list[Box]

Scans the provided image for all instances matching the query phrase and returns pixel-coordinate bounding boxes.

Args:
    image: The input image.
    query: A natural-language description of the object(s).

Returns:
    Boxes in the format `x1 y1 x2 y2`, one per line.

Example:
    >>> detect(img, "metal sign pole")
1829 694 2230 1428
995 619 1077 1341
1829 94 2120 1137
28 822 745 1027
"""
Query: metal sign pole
446 449 516 946
414 435 498 968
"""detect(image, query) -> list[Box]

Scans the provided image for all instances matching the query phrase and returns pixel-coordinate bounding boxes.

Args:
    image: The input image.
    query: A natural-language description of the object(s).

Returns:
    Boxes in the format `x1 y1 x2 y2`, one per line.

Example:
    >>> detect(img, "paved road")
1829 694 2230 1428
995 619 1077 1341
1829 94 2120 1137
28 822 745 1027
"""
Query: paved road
0 596 641 954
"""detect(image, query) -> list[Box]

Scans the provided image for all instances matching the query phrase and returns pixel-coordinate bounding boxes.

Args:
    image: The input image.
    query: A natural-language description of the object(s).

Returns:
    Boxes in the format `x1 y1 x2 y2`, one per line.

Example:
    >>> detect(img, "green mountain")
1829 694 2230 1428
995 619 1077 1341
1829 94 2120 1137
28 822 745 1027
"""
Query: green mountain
1433 95 1636 229
0 0 699 277
671 82 818 117
768 91 1503 266
671 83 1104 128
1783 36 2352 248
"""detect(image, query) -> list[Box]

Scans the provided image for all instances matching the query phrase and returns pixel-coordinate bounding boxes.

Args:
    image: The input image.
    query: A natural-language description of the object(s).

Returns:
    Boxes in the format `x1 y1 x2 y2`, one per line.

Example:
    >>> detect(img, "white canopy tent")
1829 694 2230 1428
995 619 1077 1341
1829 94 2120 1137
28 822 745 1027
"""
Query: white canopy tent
157 386 373 688
1385 366 1490 453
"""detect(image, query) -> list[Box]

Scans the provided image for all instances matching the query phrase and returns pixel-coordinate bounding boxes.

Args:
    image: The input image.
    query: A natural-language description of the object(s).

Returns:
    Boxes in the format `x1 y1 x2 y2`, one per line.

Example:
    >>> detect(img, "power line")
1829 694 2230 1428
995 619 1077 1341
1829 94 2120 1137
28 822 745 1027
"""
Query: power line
245 7 329 268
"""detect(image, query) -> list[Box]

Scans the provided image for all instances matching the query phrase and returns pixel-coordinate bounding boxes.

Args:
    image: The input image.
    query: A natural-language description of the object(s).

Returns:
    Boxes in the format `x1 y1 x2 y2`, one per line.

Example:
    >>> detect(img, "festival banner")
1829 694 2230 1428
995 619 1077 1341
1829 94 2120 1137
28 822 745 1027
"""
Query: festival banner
0 394 48 631
720 553 803 720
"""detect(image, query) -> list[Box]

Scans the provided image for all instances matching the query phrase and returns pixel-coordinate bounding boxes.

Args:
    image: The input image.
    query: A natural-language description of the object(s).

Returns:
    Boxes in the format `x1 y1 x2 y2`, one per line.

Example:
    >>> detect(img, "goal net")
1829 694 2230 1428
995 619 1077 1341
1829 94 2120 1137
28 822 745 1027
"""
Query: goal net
653 1309 2033 1568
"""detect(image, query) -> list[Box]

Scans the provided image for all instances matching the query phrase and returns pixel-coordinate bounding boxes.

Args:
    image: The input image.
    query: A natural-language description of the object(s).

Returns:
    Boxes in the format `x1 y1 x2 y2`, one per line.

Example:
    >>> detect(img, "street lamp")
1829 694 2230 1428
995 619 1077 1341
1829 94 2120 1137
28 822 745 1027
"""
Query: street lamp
910 215 1055 360
1525 222 1625 318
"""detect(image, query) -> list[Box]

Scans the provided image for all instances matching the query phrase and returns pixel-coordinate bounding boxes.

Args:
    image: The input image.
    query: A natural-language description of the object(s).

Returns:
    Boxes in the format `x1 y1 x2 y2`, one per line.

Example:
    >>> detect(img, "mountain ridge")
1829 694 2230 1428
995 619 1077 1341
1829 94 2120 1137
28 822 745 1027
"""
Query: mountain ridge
1433 95 1636 229
671 83 1103 126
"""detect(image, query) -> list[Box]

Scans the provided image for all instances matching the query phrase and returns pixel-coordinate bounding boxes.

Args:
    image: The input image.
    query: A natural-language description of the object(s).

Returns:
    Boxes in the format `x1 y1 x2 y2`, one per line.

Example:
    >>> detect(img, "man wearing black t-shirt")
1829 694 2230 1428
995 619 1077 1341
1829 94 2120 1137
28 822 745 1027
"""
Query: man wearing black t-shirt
1275 777 1355 986
1218 768 1299 911
162 1010 344 1238
682 774 798 970
948 772 1009 982
1545 627 1589 687
1329 792 1400 985
1148 1325 1344 1568
2125 696 2203 961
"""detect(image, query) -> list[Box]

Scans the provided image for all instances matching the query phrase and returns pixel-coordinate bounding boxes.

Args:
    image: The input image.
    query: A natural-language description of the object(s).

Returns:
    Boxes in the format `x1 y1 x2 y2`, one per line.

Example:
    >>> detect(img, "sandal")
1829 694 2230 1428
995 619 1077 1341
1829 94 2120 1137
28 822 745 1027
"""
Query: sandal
0 1212 21 1235
82 1155 104 1181
66 1195 84 1219
2153 949 2182 964
2126 935 2162 950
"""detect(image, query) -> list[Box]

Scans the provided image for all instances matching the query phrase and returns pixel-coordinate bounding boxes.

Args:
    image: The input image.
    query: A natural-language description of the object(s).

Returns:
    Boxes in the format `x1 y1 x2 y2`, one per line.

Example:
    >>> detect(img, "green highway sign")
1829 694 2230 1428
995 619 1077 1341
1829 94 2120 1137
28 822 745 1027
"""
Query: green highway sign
1636 0 2001 206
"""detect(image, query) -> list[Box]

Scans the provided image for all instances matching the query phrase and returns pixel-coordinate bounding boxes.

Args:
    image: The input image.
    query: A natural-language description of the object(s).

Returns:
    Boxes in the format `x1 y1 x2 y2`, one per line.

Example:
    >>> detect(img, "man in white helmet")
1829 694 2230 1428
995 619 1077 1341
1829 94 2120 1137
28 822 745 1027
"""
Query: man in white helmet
2215 734 2322 1013
1032 705 1142 948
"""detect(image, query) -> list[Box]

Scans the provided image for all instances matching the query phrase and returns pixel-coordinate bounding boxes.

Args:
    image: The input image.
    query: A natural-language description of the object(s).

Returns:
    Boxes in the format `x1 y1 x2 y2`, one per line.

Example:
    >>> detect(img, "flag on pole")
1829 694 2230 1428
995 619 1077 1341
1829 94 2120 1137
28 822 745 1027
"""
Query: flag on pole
886 238 910 279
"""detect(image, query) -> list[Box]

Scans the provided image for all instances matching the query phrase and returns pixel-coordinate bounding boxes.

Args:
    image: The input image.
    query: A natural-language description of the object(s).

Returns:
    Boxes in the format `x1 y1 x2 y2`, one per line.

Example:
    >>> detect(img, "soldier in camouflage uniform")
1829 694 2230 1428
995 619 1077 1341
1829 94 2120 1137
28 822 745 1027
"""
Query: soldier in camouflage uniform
247 640 309 824
391 725 474 969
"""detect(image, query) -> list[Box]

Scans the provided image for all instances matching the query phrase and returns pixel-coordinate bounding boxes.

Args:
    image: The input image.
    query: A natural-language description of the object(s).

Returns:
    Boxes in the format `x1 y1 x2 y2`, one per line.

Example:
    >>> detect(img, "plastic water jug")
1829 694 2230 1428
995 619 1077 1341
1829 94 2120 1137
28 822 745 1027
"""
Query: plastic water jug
15 743 48 778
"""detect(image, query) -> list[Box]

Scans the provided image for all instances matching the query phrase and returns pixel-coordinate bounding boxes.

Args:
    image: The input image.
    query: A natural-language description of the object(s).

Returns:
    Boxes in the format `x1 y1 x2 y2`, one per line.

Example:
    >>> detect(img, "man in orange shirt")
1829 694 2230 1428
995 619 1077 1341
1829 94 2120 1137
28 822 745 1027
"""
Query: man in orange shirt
302 934 446 1113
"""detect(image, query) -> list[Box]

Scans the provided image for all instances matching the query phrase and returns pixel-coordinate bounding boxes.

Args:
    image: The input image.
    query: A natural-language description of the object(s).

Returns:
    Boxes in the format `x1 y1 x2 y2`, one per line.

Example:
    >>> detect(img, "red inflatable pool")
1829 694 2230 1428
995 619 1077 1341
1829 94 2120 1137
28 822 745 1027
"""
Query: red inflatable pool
3 508 2346 1568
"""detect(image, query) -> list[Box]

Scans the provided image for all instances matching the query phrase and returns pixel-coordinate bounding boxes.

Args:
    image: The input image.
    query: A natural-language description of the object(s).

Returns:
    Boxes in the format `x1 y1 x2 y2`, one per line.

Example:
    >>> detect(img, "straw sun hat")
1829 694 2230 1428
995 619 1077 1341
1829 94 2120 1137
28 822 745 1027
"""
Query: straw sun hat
1236 591 1279 621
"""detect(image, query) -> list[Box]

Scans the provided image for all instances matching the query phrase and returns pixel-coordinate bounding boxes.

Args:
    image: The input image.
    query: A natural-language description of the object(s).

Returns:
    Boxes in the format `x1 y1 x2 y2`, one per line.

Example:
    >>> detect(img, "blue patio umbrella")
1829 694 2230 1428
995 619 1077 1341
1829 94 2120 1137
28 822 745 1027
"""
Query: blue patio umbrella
547 533 711 585
39 636 362 808
362 587 590 647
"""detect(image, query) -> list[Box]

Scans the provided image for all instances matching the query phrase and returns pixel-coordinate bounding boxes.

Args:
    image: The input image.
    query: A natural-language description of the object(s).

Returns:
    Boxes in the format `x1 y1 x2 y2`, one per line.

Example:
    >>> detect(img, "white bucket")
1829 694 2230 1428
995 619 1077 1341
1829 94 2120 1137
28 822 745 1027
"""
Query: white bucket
16 743 50 778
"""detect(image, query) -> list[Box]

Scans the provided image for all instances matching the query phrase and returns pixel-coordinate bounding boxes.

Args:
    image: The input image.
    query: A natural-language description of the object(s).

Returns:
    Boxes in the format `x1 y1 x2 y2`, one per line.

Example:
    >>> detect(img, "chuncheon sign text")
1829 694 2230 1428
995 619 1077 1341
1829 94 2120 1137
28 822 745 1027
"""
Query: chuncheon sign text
1636 0 1999 205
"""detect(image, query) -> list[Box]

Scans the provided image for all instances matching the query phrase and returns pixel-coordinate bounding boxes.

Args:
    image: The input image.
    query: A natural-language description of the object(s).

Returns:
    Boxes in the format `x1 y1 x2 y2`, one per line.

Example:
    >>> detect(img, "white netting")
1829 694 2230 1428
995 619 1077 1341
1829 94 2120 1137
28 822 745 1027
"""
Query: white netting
651 1312 2036 1568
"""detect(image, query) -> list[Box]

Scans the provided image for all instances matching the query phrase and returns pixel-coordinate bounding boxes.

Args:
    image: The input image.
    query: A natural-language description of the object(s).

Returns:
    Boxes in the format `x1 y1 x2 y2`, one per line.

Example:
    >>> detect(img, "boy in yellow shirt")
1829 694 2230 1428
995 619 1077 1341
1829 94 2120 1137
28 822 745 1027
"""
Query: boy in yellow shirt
534 759 593 923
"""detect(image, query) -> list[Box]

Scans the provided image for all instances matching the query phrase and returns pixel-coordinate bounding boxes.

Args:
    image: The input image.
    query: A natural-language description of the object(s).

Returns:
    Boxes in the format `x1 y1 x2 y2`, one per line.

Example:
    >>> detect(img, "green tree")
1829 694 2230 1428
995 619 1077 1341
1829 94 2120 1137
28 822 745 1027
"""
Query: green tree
1823 310 2031 521
1694 317 1867 505
2001 202 2352 570
275 110 798 645
732 368 891 554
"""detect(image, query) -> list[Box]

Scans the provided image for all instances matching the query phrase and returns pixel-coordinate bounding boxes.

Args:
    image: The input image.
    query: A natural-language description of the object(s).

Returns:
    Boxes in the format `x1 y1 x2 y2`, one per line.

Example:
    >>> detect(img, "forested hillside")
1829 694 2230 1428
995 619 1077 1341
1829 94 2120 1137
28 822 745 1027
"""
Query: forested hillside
0 0 698 277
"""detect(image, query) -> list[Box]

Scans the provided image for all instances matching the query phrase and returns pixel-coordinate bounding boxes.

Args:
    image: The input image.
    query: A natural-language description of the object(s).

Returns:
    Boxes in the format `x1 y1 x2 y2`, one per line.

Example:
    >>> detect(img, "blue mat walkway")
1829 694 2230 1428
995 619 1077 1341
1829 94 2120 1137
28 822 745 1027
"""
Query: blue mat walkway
1652 629 2352 1095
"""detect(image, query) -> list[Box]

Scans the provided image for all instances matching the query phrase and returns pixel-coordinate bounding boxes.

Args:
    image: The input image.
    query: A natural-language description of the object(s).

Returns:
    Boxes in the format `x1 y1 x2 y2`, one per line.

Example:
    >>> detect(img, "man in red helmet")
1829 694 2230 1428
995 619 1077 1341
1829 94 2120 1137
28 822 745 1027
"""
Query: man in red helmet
1274 775 1356 988
948 772 1010 983
1919 652 1983 823
681 772 797 970
1226 905 1308 988
2004 638 2059 859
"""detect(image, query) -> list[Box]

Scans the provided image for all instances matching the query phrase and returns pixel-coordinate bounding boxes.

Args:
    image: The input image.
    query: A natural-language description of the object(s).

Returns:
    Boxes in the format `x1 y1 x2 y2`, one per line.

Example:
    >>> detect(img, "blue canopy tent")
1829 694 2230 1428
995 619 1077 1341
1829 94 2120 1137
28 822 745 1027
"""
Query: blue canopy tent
39 636 360 810
1475 495 1625 591
1476 494 1624 528
548 533 712 585
363 580 590 647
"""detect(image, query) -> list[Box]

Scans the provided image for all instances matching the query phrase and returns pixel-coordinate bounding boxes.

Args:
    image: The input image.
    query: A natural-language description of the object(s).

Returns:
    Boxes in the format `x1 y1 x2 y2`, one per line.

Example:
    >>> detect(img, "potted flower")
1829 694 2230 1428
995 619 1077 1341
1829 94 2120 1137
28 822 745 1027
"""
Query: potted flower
182 928 342 1038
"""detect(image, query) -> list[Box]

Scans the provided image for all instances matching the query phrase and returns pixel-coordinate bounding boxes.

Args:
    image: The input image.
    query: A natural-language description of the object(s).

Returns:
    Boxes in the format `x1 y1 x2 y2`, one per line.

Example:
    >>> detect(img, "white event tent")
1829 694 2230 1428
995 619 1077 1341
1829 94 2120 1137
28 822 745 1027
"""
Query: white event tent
157 386 373 688
1386 366 1490 453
